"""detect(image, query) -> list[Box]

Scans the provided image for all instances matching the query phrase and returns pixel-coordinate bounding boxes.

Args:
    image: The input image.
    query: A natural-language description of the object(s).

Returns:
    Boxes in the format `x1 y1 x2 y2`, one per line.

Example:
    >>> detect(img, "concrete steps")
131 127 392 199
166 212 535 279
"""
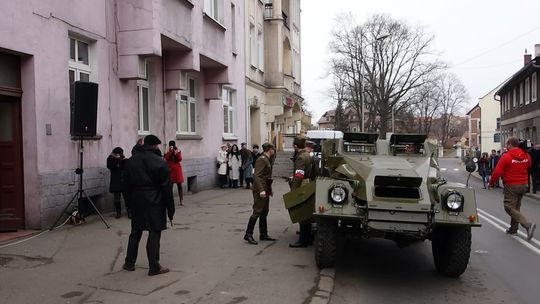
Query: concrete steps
272 151 294 178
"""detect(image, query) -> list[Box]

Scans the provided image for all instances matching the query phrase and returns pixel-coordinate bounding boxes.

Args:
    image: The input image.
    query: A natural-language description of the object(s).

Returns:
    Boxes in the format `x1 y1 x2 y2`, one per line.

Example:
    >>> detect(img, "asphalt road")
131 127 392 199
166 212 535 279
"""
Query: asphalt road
330 157 540 304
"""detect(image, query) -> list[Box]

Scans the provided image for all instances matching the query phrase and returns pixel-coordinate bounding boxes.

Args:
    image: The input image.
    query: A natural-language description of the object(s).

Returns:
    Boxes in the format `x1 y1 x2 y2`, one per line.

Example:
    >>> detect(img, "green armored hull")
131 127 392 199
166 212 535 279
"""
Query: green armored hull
283 132 481 277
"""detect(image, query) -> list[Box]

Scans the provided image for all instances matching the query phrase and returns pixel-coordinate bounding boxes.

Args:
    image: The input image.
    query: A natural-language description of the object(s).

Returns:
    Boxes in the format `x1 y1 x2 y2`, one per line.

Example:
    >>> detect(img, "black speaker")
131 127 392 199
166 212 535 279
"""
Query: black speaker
70 81 98 137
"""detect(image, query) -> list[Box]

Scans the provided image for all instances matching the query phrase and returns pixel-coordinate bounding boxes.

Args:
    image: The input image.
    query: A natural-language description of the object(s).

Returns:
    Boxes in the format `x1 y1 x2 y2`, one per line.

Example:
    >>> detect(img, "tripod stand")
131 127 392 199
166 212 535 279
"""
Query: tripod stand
50 136 110 230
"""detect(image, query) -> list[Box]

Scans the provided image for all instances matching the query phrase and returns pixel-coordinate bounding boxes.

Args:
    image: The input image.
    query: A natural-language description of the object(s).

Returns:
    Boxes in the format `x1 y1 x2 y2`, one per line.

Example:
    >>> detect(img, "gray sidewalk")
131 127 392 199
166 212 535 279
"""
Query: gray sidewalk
0 180 330 304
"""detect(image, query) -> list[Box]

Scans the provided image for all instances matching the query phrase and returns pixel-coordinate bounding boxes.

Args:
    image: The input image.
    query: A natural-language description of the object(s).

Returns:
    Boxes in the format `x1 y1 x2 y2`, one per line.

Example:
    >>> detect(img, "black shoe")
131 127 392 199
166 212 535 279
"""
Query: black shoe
244 234 258 245
122 263 135 271
527 223 536 241
115 212 121 219
260 235 276 241
505 228 517 236
289 241 309 248
148 266 170 276
127 210 132 219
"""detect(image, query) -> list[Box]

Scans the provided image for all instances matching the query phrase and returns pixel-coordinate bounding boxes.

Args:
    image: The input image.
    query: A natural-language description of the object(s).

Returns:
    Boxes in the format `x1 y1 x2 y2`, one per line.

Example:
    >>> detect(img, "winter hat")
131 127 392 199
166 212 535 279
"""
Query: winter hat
144 135 162 146
112 147 123 154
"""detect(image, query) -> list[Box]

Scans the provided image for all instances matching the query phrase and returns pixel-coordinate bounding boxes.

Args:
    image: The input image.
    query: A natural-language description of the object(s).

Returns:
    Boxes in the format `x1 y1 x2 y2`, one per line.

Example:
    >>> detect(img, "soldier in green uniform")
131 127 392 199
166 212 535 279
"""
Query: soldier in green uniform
243 142 277 245
289 137 314 248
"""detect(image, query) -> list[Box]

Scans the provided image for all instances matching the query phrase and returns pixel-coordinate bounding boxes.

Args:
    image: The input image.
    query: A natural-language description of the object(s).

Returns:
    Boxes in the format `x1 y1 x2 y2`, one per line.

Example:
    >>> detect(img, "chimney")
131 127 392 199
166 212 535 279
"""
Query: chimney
535 44 540 58
525 54 532 65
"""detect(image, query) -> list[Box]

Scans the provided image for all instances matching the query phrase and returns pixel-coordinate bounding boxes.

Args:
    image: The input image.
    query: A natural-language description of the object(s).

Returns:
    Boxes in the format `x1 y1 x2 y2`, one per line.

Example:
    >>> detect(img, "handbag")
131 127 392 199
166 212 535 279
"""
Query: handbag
216 162 220 169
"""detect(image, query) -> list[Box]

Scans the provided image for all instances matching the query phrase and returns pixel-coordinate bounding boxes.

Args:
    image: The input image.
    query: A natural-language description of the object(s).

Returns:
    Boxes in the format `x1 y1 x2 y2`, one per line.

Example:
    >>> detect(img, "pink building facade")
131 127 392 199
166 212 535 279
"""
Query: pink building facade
0 0 245 229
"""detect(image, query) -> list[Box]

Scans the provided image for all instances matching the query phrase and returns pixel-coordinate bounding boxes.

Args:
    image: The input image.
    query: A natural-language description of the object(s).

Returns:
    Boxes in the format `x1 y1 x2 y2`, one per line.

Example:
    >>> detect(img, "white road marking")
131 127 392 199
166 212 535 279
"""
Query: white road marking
453 168 460 171
477 208 540 255
440 168 447 171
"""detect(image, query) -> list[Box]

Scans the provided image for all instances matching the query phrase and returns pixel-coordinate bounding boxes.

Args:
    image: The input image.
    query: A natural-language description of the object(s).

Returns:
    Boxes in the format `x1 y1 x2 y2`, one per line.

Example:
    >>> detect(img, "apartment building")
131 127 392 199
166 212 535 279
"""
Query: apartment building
0 0 245 229
496 47 540 144
245 0 304 150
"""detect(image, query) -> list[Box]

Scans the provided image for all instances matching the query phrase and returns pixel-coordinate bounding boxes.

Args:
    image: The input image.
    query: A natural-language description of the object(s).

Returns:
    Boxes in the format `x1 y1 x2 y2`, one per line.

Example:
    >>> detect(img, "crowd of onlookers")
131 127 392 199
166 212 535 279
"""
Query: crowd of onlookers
217 142 263 189
471 142 540 192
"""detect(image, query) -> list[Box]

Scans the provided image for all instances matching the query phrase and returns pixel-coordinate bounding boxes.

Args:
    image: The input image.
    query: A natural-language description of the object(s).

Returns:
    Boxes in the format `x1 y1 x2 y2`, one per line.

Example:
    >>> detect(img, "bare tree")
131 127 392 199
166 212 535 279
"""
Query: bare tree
431 73 469 146
331 73 350 132
329 14 445 138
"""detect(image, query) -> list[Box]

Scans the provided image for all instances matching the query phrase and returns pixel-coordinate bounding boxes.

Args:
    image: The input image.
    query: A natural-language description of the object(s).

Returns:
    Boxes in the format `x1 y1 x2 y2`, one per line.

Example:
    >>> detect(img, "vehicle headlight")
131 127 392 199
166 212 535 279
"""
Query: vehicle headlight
444 190 464 211
329 184 348 204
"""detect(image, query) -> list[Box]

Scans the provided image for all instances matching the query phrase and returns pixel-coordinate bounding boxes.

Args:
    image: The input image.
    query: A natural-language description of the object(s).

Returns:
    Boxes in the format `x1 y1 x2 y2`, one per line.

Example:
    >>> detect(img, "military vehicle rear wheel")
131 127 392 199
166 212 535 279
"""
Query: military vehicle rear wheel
315 218 338 268
431 226 472 277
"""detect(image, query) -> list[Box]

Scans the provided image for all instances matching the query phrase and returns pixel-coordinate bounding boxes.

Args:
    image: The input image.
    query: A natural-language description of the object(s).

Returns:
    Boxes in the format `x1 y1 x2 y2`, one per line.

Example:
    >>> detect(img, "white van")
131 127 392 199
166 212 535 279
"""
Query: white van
306 130 344 153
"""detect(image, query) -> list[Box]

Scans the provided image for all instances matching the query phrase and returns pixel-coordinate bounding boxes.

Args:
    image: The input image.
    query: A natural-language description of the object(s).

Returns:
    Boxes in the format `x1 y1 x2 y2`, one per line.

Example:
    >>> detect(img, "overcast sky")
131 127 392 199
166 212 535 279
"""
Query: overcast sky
300 0 540 123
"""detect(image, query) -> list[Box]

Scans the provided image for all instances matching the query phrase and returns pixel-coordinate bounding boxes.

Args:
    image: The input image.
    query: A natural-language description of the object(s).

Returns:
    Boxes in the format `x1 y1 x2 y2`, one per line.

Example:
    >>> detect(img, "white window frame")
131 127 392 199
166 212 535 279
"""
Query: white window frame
223 87 235 135
533 72 537 102
137 80 150 134
250 23 257 67
176 77 197 135
69 37 92 81
204 0 223 24
513 88 517 107
258 29 264 71
525 77 530 105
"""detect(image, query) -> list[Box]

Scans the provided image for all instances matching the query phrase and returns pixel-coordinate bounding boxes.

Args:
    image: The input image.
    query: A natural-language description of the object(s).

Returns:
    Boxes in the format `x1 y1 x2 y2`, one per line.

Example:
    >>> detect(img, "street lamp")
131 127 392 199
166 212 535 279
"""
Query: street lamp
360 33 390 133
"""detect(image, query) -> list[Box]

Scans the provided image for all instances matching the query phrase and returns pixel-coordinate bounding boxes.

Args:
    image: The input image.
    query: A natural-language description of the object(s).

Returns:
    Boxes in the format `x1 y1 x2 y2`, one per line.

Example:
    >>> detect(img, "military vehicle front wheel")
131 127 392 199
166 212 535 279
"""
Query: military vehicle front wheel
315 218 338 268
431 226 472 277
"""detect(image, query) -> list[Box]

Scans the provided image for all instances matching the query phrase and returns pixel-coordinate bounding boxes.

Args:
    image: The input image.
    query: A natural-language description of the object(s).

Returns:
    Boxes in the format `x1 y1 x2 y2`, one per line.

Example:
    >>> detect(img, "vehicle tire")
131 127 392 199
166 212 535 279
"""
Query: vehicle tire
315 217 338 268
431 226 471 277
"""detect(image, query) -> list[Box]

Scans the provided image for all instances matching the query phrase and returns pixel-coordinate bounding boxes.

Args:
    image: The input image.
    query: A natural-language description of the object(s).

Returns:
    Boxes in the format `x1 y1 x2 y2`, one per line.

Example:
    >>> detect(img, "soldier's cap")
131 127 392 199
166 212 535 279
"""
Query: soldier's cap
144 134 161 146
293 137 306 148
241 142 247 146
305 140 316 148
262 142 275 151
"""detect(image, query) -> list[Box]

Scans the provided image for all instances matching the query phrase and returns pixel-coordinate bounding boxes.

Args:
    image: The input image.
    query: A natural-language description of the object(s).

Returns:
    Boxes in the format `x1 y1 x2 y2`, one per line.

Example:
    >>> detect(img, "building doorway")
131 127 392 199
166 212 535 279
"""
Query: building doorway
0 95 24 230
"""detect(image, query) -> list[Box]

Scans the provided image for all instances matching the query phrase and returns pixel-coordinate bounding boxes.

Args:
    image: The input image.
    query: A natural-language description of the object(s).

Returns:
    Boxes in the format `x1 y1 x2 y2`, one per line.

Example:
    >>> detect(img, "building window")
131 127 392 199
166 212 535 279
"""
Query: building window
533 72 537 102
258 29 264 70
223 88 235 134
494 133 501 143
513 88 517 107
250 23 256 67
525 77 530 105
496 117 500 130
176 77 197 134
231 3 236 54
138 81 150 133
204 0 222 24
520 82 524 106
69 37 92 98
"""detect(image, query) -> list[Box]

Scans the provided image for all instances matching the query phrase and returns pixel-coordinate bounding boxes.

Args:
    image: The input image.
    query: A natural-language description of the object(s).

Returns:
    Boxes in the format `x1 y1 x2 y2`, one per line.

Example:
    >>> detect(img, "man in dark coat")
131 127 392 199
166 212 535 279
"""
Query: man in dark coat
107 147 127 218
122 135 175 276
243 142 276 245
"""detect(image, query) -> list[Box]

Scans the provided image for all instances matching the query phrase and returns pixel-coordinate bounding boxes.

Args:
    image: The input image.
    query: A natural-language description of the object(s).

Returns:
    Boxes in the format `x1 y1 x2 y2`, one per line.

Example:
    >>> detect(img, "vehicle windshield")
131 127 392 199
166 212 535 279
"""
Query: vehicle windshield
343 142 376 155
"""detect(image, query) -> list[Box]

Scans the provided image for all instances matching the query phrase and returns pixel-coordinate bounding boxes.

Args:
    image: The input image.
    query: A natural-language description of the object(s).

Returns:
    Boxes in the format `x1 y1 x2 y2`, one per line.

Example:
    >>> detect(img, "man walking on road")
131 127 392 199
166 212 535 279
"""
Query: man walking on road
489 137 536 241
122 135 175 275
243 143 276 245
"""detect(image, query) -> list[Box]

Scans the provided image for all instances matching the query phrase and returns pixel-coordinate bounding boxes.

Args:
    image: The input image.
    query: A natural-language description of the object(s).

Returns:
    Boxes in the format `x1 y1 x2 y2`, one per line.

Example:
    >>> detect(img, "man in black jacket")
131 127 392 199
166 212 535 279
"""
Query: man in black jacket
122 135 175 276
107 147 127 218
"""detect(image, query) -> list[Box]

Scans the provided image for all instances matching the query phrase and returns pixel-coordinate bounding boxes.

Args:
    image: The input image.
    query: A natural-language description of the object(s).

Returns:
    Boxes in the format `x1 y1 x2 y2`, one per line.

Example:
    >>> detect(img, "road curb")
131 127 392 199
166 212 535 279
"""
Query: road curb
309 268 335 304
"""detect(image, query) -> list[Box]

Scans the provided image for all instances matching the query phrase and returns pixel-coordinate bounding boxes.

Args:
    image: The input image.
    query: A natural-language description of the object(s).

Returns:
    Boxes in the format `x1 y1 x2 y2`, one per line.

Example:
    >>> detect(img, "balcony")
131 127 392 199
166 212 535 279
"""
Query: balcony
284 74 294 93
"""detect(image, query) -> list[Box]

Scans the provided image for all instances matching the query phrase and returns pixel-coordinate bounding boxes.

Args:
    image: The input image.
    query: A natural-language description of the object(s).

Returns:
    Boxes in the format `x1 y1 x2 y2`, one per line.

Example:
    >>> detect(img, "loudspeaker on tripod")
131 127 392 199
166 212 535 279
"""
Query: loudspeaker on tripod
70 81 98 137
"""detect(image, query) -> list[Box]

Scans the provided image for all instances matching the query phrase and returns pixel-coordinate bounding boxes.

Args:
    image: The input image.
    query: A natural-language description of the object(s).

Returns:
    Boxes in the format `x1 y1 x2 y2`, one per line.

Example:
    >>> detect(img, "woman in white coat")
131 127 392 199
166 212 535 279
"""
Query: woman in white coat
217 144 229 188
227 144 241 188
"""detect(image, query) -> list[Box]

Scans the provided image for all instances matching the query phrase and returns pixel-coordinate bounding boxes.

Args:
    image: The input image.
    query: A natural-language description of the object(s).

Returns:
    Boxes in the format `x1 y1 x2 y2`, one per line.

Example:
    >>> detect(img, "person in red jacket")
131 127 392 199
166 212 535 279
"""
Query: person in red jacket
489 137 536 241
164 140 184 206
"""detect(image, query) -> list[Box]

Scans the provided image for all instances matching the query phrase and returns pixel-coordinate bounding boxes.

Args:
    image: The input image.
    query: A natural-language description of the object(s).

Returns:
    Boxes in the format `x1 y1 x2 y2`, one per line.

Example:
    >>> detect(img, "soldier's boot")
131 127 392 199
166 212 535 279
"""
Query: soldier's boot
114 200 121 219
289 222 311 248
244 216 258 245
259 217 276 241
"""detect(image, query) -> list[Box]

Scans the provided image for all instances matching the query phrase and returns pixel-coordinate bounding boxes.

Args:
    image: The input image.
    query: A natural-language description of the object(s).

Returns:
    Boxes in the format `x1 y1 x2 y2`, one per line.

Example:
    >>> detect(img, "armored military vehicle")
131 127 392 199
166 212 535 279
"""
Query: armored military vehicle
289 132 480 277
